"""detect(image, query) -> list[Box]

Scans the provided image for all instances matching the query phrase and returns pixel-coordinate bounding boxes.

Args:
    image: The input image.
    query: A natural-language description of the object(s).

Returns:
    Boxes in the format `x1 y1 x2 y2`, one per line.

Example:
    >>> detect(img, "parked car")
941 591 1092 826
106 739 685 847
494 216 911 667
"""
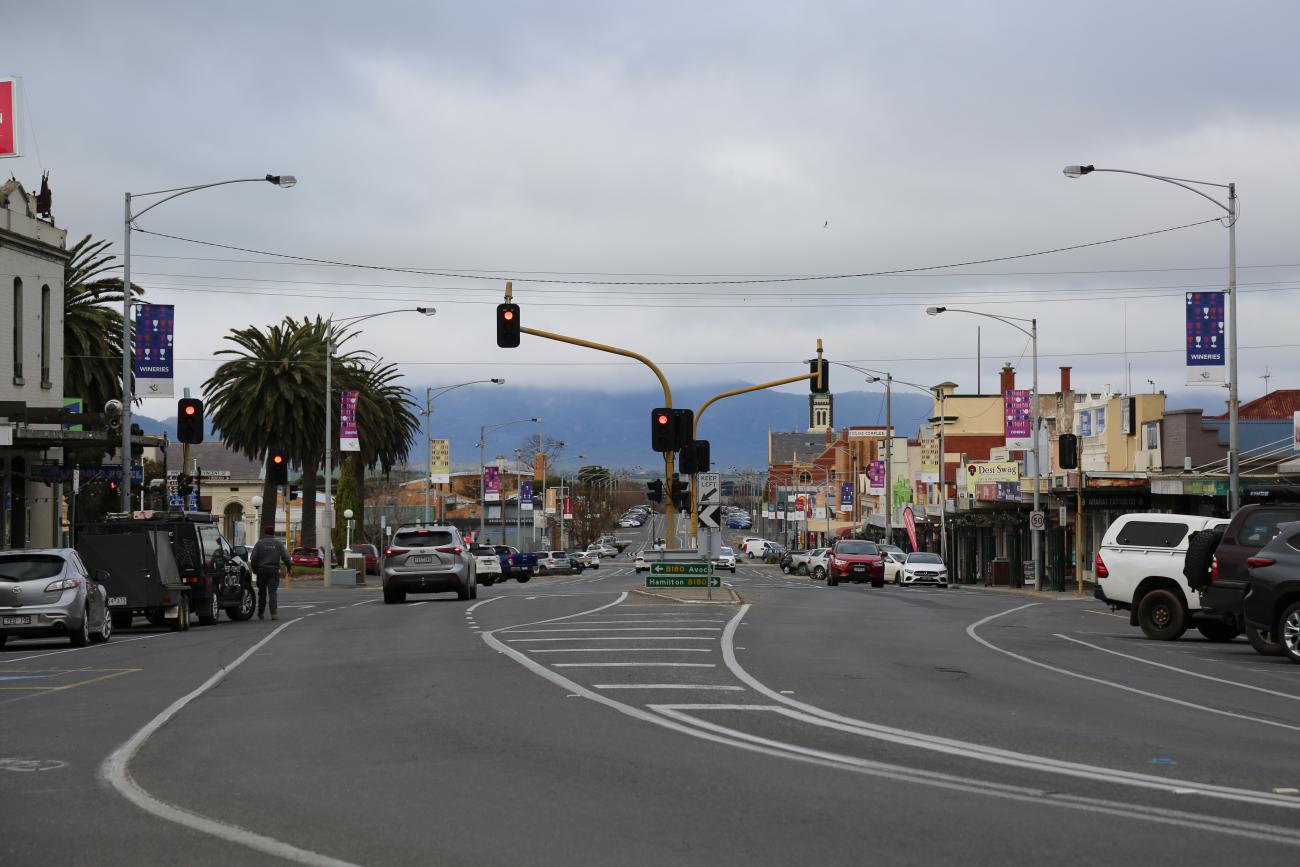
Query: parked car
350 543 380 575
1240 522 1300 663
725 518 753 530
470 545 503 586
291 547 325 568
1093 513 1230 641
897 552 948 587
781 550 811 574
493 546 539 583
828 540 884 587
0 548 114 648
741 538 777 558
539 551 582 574
883 550 908 584
807 548 833 580
714 546 737 573
383 525 476 603
575 551 601 569
1184 502 1300 654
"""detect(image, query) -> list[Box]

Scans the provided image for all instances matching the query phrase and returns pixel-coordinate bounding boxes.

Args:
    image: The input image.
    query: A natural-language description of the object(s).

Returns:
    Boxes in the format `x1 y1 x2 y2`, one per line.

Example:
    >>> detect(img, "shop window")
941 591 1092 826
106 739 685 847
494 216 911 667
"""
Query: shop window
12 277 23 383
40 284 51 386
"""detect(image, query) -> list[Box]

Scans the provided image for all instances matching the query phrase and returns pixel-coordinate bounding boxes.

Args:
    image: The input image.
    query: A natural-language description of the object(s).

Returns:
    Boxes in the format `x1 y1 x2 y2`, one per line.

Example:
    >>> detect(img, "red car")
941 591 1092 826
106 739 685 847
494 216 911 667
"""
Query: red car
828 540 884 588
290 547 324 568
350 544 380 575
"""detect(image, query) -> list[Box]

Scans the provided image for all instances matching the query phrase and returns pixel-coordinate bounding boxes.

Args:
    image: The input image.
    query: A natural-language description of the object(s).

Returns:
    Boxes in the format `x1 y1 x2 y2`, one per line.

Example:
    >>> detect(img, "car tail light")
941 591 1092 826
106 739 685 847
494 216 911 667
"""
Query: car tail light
436 546 463 555
385 547 409 557
1210 555 1219 581
184 576 199 584
1247 556 1276 568
1094 553 1108 579
43 577 83 592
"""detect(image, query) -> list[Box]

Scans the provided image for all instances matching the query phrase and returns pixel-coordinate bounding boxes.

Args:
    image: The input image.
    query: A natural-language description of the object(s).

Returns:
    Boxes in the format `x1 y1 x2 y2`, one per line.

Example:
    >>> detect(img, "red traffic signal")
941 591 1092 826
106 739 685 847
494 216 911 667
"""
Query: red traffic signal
496 303 521 348
268 451 289 485
177 398 204 444
651 408 674 452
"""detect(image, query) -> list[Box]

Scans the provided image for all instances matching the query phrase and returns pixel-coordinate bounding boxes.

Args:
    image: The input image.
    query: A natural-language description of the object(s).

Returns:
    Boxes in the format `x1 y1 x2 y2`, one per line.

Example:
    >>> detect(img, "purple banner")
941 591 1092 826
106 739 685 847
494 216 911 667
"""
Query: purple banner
867 460 885 492
520 480 533 511
133 303 174 398
483 466 501 502
339 390 359 452
1186 291 1226 385
1004 389 1032 448
840 481 854 508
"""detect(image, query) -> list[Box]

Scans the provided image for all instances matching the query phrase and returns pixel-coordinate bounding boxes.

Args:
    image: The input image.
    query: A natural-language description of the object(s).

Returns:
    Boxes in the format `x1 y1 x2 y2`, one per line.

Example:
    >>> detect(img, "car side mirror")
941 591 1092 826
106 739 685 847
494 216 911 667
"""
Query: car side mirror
95 570 111 583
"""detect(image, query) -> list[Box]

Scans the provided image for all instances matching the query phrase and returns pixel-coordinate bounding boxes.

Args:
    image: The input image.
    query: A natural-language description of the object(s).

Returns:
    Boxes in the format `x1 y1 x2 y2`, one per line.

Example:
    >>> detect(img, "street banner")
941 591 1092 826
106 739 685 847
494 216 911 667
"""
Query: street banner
0 78 20 158
840 481 854 509
1294 411 1300 452
483 466 501 502
794 494 806 515
520 481 533 512
132 303 174 398
429 439 450 483
805 494 814 519
919 439 939 483
965 460 1019 495
339 390 360 452
562 495 572 520
902 506 918 551
1186 291 1226 385
534 454 546 482
1004 389 1033 449
867 460 885 493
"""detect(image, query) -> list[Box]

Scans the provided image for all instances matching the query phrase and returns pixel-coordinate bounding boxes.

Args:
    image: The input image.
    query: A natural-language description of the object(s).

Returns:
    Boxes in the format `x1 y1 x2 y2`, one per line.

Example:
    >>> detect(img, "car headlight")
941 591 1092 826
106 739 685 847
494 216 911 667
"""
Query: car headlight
833 559 846 567
45 577 83 592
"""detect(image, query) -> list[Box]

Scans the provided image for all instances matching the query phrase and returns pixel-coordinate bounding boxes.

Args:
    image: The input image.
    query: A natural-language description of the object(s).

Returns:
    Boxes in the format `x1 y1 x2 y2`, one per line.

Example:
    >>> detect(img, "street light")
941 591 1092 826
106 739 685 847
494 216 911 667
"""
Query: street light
321 307 435 584
926 306 1041 589
478 417 542 542
422 379 505 523
119 174 297 510
1061 164 1239 510
251 494 264 540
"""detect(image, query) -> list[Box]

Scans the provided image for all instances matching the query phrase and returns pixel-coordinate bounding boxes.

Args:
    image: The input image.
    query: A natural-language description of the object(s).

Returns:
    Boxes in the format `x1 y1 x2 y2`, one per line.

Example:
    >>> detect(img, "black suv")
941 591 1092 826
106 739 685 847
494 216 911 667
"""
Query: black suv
1240 522 1300 663
1184 502 1300 654
77 513 256 628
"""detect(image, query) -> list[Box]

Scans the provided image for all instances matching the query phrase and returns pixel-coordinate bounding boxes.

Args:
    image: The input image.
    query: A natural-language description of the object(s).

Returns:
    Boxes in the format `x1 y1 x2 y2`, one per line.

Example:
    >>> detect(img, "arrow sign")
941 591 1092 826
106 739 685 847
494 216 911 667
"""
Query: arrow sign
698 505 720 529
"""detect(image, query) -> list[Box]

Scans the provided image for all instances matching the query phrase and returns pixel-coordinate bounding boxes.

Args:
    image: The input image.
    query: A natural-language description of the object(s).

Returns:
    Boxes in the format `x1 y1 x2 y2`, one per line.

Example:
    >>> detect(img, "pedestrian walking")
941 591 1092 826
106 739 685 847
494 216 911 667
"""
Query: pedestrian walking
250 525 291 620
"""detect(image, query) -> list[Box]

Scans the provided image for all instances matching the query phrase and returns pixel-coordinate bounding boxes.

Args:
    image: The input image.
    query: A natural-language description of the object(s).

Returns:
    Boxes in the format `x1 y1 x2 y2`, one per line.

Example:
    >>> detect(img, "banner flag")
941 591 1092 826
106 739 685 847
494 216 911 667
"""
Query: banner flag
1004 389 1033 449
840 481 854 509
867 460 885 493
133 303 175 397
483 466 501 502
429 439 450 483
339 390 360 452
520 481 533 511
902 506 918 551
1186 291 1226 385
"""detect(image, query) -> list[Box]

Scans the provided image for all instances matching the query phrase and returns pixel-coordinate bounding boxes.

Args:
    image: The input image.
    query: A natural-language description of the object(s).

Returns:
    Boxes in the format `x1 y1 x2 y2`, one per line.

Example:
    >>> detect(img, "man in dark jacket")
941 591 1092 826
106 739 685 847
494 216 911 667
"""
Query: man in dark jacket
250 526 291 620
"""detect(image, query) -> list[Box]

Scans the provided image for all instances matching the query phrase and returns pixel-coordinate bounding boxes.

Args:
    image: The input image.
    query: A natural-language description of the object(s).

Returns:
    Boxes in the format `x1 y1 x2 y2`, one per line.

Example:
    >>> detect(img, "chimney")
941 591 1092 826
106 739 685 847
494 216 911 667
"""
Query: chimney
1059 366 1072 395
999 364 1016 395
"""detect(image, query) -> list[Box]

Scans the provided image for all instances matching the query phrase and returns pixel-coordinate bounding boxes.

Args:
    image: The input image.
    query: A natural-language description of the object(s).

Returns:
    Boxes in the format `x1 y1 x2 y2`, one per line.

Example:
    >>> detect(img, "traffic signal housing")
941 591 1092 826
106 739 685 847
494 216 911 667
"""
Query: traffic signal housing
651 408 695 453
130 423 145 458
647 479 664 503
496 303 521 348
268 451 289 485
670 477 690 513
177 474 195 499
177 398 204 444
679 440 710 475
1059 433 1079 470
810 358 829 394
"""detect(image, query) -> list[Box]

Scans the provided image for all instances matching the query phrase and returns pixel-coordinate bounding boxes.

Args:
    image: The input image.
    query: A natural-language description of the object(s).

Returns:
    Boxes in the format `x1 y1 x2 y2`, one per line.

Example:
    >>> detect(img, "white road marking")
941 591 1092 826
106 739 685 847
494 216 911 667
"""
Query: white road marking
506 627 721 633
407 601 429 607
966 605 1300 734
553 662 717 668
547 619 726 625
1 630 180 663
594 683 745 691
527 648 714 653
508 636 716 643
466 596 505 615
101 617 362 866
1055 634 1300 702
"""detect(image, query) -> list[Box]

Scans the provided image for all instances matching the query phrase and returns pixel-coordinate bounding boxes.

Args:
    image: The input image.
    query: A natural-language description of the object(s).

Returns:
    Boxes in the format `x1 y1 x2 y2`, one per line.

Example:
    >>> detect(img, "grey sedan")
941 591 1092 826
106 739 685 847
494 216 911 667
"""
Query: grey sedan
0 548 113 648
382 526 477 603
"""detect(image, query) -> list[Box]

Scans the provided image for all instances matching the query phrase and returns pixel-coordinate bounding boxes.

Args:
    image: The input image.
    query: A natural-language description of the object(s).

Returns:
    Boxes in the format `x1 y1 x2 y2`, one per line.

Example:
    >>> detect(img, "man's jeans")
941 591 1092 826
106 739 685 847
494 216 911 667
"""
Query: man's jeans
257 567 280 615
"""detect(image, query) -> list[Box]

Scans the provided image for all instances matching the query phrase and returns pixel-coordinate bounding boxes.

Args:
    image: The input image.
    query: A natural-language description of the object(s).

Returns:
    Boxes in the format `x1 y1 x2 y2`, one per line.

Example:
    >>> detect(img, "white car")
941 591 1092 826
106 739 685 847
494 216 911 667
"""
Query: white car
470 545 503 586
807 548 833 580
741 539 776 558
897 552 948 587
634 552 648 573
1094 512 1230 641
618 518 639 528
883 551 908 584
575 551 601 569
713 546 737 573
589 543 618 559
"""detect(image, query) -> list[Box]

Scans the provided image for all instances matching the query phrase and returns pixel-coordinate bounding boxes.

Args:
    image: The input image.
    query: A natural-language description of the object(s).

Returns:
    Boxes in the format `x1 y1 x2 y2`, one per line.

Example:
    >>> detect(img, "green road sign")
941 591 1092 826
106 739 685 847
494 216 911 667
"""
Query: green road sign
645 575 722 589
649 562 712 576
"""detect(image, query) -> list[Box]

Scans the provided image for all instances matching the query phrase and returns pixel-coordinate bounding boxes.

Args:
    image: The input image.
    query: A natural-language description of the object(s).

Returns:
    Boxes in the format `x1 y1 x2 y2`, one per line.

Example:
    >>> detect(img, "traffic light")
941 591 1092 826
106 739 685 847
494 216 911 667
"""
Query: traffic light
288 484 300 501
177 398 204 444
810 358 829 394
177 474 195 498
1059 434 1079 470
651 408 674 452
496 303 521 348
679 440 710 475
670 478 690 512
130 423 145 458
672 409 694 451
647 479 664 503
268 451 289 485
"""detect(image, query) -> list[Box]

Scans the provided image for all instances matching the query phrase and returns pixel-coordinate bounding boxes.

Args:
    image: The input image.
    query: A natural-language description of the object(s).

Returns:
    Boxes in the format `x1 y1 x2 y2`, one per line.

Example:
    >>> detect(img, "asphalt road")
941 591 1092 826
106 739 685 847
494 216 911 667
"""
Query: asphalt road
4 517 1300 865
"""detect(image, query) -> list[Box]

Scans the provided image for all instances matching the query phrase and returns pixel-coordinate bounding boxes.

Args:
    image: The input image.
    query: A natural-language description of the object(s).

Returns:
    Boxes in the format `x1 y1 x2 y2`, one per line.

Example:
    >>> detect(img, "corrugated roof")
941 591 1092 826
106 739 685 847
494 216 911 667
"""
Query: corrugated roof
769 432 828 465
1211 390 1300 420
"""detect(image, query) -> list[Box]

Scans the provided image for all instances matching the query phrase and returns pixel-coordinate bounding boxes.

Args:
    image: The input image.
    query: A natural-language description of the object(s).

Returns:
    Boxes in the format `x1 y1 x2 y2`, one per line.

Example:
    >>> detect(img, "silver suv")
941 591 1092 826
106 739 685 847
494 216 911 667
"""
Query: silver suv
0 548 114 648
383 525 476 603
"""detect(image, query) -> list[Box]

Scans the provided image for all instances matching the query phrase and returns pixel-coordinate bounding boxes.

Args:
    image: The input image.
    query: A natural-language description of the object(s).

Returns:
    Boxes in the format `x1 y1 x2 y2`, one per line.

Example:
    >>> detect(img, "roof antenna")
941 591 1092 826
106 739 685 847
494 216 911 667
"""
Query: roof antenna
1261 366 1271 395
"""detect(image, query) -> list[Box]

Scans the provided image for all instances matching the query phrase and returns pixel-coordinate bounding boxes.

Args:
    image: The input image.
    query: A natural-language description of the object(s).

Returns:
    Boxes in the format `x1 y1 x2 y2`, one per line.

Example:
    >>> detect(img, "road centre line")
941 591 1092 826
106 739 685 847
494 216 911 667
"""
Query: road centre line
527 648 714 653
554 663 716 668
101 615 363 866
482 597 1300 842
505 627 721 633
508 636 716 642
965 605 1300 734
594 684 745 690
1055 634 1300 702
466 596 505 615
545 619 727 625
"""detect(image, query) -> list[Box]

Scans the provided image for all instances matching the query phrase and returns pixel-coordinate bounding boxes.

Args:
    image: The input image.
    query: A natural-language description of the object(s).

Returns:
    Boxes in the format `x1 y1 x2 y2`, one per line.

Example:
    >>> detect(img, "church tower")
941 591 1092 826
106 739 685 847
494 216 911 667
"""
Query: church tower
808 392 833 433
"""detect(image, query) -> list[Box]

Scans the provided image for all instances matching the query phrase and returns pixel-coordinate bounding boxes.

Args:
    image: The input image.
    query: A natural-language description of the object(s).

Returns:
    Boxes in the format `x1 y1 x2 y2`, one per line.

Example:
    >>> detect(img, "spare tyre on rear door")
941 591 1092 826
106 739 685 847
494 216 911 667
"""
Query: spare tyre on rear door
1183 528 1224 590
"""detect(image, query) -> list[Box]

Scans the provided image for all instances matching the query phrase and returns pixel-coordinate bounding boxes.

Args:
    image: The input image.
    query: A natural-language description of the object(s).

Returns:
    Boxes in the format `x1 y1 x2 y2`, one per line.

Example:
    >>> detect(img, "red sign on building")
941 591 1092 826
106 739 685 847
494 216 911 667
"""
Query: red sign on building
0 78 19 159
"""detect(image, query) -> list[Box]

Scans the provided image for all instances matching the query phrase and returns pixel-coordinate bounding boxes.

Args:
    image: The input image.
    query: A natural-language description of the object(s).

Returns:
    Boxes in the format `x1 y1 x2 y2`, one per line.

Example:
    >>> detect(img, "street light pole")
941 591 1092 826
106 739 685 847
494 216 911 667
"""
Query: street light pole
1063 164 1239 510
423 379 504 523
477 417 542 542
119 174 297 511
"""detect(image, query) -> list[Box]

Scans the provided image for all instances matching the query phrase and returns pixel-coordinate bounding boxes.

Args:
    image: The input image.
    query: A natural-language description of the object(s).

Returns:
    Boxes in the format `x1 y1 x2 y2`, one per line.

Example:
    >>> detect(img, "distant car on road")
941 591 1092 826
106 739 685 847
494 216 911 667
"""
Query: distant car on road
383 525 476 603
883 550 907 584
714 546 737 573
291 547 324 568
470 545 503 586
0 548 113 648
575 551 601 569
539 551 583 574
807 548 833 580
588 542 618 559
741 539 776 558
897 552 948 587
828 540 884 587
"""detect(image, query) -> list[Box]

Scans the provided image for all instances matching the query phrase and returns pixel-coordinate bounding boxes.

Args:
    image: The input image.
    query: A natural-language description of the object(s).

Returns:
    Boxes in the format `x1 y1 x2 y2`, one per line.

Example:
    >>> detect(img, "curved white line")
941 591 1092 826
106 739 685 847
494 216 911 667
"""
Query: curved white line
101 618 362 866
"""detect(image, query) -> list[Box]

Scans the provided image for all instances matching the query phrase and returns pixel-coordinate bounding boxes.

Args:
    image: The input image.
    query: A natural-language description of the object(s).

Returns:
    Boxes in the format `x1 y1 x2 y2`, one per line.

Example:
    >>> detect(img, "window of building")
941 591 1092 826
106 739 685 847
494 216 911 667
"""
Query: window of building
12 277 23 383
40 284 51 387
799 471 811 484
1143 421 1159 451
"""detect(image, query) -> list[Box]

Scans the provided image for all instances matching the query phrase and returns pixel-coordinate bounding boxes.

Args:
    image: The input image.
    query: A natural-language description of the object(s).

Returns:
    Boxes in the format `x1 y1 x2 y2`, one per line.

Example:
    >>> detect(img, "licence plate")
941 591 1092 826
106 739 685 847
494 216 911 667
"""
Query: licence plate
109 596 128 606
2 615 32 626
853 565 866 572
410 555 433 565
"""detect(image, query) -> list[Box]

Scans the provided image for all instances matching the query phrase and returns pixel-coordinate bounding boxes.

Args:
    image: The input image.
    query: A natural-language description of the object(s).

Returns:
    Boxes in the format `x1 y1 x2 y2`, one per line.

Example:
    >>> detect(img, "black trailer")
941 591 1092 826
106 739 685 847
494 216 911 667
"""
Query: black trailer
76 527 190 630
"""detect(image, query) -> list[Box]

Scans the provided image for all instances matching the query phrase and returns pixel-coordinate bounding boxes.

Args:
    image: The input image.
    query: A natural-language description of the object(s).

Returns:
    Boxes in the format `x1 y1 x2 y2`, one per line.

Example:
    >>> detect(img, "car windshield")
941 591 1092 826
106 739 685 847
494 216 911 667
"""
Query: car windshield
0 554 66 581
353 544 377 554
721 547 734 555
550 552 567 557
394 530 454 547
470 546 495 555
836 542 878 555
906 553 944 564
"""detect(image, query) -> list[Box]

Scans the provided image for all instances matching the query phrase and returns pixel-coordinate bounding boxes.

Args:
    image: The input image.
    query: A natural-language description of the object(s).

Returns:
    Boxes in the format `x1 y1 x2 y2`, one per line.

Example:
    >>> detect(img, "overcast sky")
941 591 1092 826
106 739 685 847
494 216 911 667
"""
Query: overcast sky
7 0 1299 412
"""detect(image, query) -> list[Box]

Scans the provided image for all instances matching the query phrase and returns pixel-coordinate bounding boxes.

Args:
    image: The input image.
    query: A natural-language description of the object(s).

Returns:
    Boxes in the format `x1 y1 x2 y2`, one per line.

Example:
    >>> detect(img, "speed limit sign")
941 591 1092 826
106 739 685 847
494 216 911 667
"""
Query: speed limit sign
1029 510 1046 531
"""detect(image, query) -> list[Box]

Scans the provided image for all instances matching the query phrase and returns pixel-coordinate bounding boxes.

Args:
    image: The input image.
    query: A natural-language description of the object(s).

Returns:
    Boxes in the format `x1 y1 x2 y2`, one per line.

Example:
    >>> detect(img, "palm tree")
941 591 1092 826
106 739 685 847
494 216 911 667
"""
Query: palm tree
62 235 143 413
339 359 419 540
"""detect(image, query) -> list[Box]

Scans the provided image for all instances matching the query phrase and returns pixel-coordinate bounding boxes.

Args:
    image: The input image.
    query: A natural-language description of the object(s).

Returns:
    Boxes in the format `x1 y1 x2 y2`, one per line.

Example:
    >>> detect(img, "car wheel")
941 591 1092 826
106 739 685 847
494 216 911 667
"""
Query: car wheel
71 607 92 647
1182 528 1224 590
1281 602 1300 665
1137 589 1187 641
812 566 826 580
826 573 839 587
227 586 256 622
1195 621 1239 643
0 635 6 648
91 608 113 644
198 592 219 626
731 568 736 574
517 574 531 584
458 582 471 601
781 565 792 574
798 564 809 575
871 578 884 589
145 609 167 628
1245 623 1284 656
111 611 134 630
383 586 405 604
480 576 496 587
